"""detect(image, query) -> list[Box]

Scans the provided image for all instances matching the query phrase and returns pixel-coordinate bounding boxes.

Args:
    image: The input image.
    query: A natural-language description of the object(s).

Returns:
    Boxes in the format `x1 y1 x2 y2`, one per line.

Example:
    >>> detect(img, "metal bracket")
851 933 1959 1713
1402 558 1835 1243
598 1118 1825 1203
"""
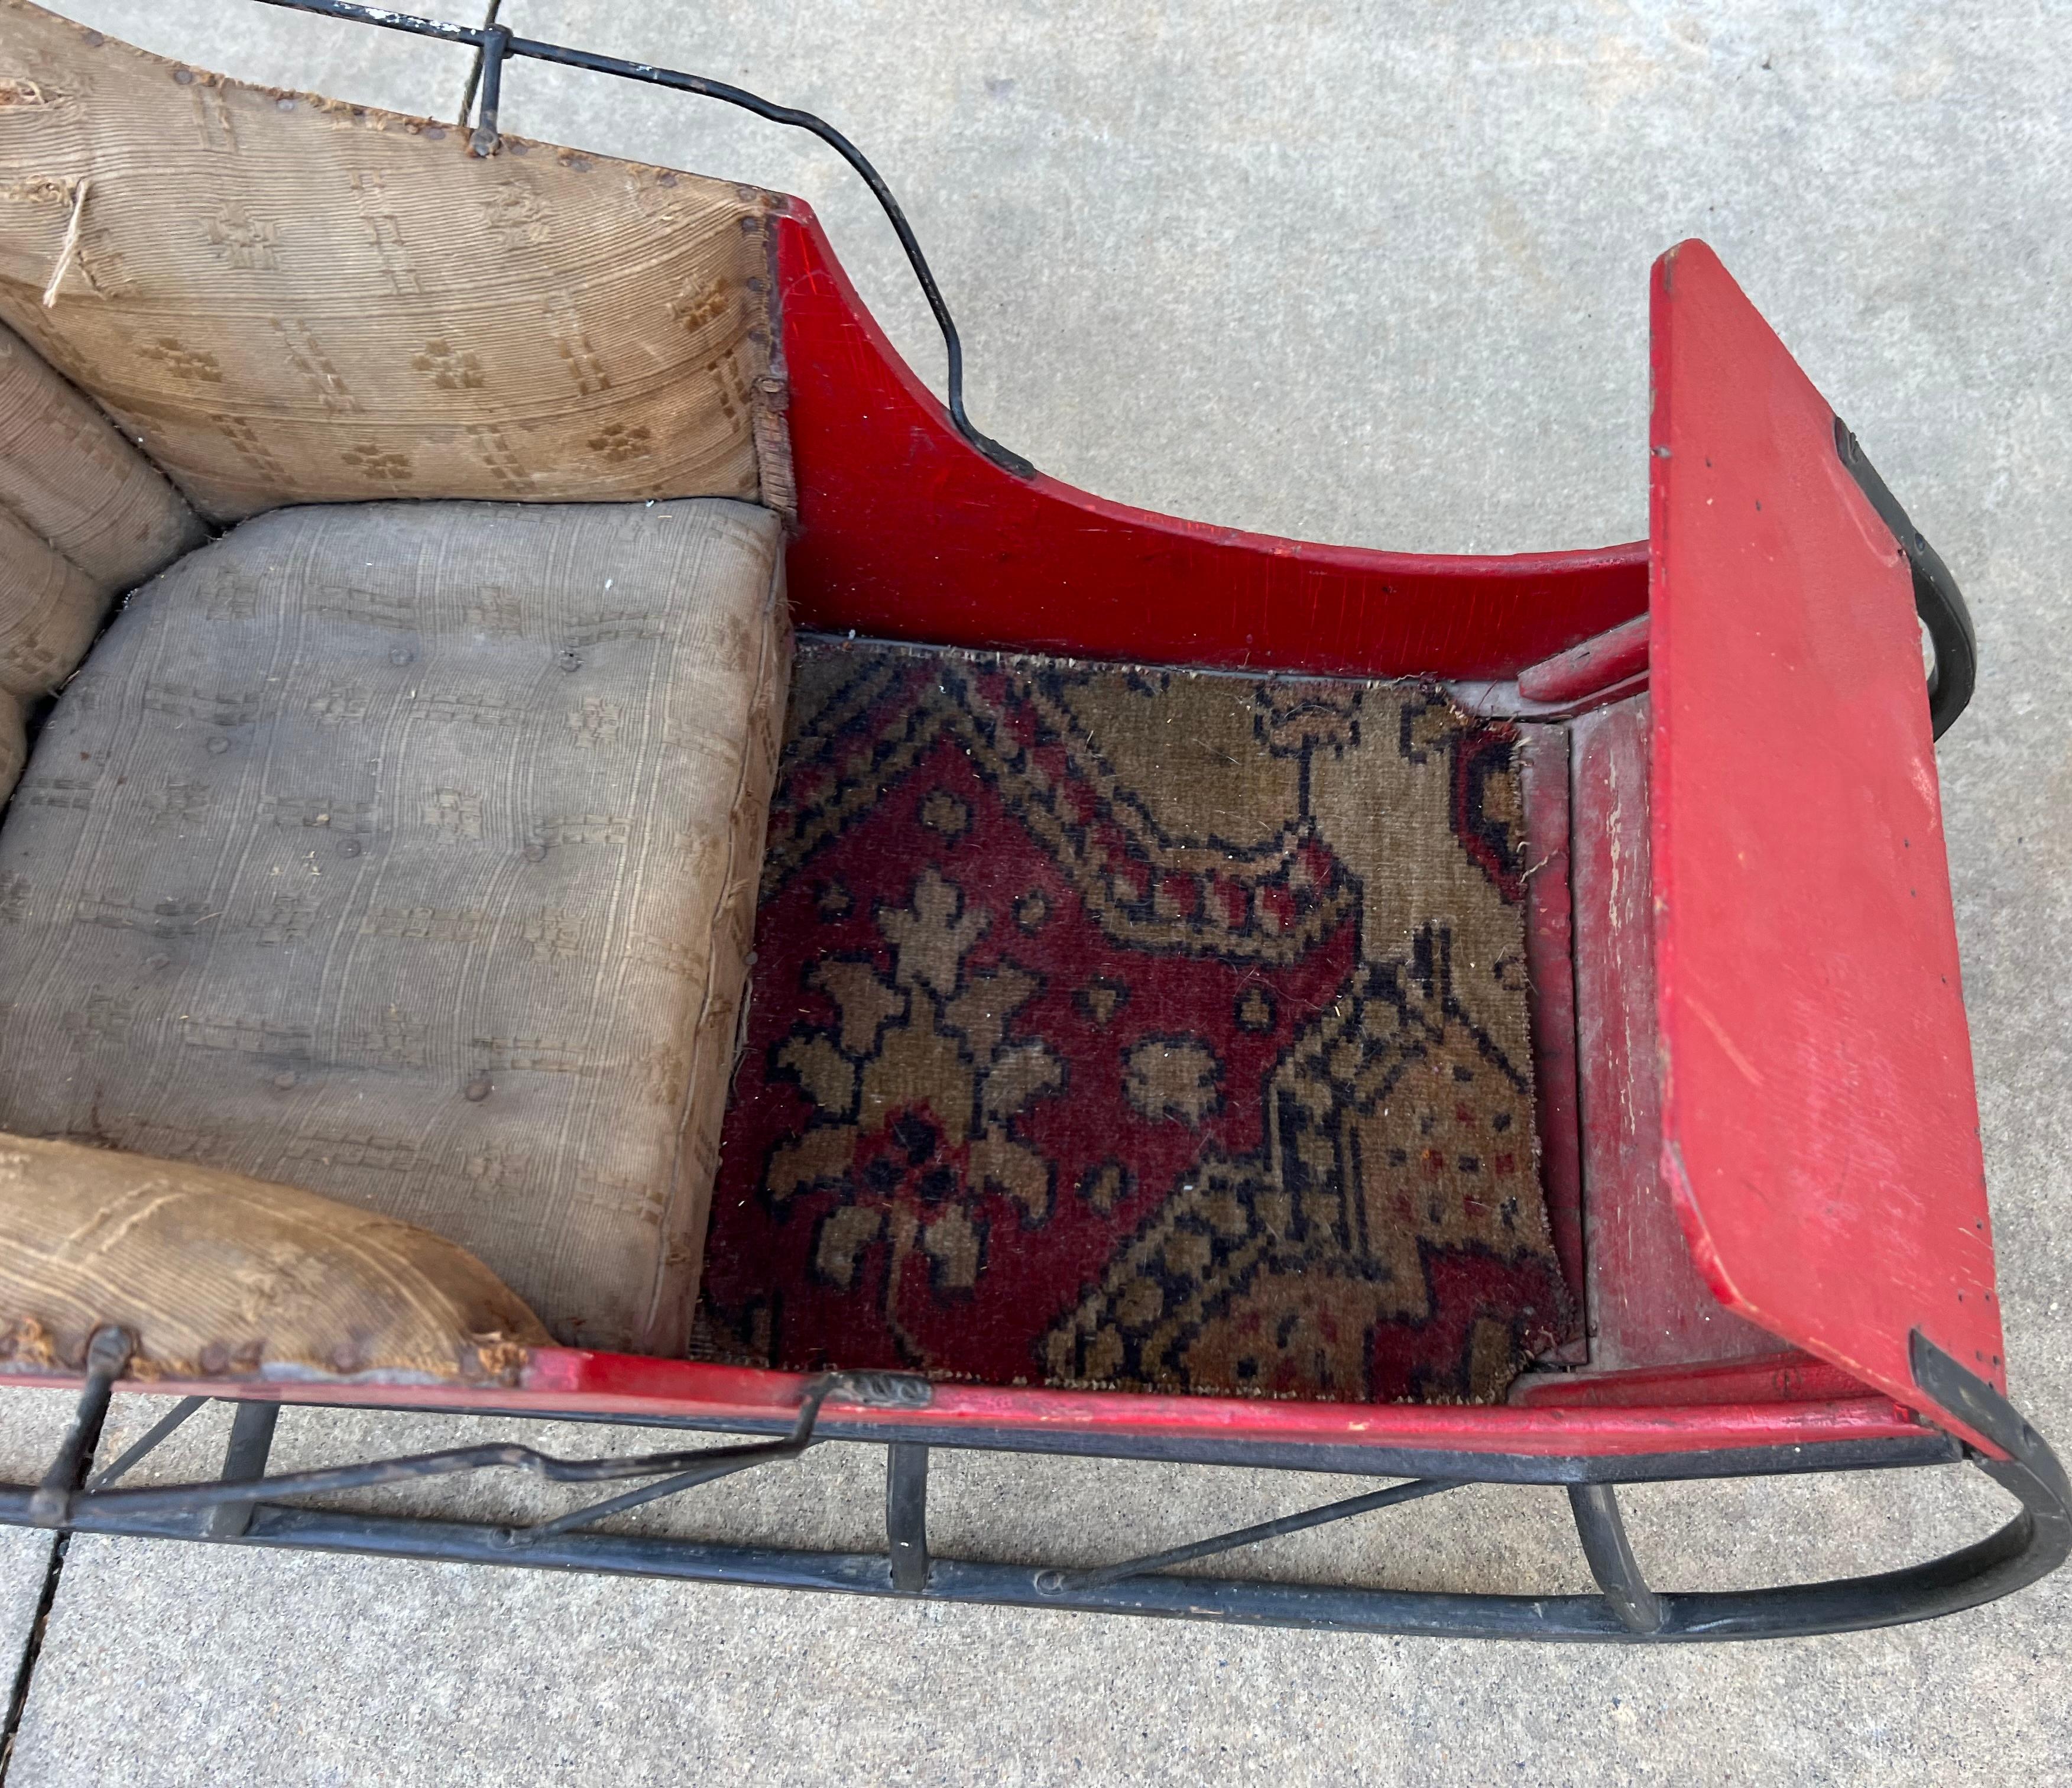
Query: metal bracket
831 1371 933 1412
1910 1330 2072 1580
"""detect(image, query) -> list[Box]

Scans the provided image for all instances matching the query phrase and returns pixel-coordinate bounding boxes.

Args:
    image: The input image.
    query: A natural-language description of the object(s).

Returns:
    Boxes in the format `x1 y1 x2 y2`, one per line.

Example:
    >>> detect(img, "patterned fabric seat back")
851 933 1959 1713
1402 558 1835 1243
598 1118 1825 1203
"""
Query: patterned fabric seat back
0 0 787 524
0 319 203 799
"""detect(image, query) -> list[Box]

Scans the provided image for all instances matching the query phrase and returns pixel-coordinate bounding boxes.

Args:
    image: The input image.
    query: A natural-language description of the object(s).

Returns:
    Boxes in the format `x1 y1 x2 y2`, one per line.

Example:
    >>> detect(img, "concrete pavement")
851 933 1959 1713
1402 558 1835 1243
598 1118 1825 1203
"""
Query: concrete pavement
1 2 2067 1781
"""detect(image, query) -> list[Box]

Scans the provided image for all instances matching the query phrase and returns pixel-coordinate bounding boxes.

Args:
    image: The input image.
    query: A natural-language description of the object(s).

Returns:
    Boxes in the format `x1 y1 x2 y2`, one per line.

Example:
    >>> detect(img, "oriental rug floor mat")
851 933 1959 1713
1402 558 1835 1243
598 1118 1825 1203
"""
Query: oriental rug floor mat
699 638 1572 1403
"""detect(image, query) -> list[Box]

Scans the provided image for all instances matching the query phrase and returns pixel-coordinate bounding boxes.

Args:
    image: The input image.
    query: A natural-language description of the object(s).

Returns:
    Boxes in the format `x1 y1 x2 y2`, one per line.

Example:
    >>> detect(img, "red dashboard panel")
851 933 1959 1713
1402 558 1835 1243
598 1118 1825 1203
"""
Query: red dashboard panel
1648 241 2001 1449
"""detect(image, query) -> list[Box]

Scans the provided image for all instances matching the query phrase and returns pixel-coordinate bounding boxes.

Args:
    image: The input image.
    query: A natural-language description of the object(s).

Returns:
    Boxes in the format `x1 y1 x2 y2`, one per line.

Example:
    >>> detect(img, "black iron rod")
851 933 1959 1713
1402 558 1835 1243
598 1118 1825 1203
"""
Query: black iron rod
247 0 1030 473
205 1400 283 1541
86 1395 207 1493
469 21 510 157
495 1440 819 1549
1042 1476 1460 1593
74 1374 847 1520
886 1443 929 1592
1567 1482 1665 1634
16 1488 2043 1643
455 0 501 127
27 1327 132 1528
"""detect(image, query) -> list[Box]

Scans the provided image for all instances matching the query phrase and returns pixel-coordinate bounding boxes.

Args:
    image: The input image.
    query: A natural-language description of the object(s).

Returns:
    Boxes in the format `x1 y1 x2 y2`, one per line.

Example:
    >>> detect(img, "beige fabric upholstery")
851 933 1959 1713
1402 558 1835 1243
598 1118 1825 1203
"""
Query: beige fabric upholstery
0 689 22 799
0 318 204 587
0 497 790 1355
0 318 204 801
0 499 99 703
0 1132 549 1384
0 1 780 523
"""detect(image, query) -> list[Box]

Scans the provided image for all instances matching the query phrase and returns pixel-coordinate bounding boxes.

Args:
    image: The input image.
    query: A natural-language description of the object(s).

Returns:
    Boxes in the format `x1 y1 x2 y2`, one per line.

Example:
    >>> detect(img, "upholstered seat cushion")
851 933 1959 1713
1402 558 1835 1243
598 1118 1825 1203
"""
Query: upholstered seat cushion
0 497 788 1355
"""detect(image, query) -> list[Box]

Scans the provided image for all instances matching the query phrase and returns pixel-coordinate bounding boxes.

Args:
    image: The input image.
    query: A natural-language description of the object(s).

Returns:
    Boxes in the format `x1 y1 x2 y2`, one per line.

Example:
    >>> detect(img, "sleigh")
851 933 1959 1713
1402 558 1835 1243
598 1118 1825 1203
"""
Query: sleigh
0 0 2057 1643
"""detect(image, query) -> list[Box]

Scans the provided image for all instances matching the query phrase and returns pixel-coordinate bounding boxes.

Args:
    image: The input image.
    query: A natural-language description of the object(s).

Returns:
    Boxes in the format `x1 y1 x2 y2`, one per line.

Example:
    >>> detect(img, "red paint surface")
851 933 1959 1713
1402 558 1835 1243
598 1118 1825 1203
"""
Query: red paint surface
2 238 1994 1471
1518 614 1652 704
1572 697 1778 1372
520 1352 1924 1457
1649 242 2002 1452
774 204 1648 679
1510 1350 1871 1409
0 1358 1921 1460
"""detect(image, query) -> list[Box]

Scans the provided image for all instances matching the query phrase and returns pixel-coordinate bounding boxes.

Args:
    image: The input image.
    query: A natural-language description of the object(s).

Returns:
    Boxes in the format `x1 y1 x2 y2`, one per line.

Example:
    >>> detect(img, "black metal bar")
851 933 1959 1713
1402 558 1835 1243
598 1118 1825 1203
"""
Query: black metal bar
205 1401 283 1540
1834 417 1978 738
469 21 510 158
1909 1330 2072 1588
26 1327 131 1528
1039 1477 1458 1594
1566 1482 1665 1634
247 0 1033 475
255 0 476 46
492 1381 841 1549
886 1443 929 1592
70 1371 881 1523
10 1465 2051 1643
0 1342 2060 1638
494 1450 798 1549
456 0 501 128
86 1395 207 1492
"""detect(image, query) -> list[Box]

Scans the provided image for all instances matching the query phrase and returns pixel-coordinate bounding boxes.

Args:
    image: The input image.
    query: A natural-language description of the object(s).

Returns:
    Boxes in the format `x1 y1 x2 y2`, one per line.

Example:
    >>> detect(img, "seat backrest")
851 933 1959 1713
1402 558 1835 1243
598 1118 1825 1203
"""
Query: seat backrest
0 318 203 796
0 1 787 524
0 319 202 587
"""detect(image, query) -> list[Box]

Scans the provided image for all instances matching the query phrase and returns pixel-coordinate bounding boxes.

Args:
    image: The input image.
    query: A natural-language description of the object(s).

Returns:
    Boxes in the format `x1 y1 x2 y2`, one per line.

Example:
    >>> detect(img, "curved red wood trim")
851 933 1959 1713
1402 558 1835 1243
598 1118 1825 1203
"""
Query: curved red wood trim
774 202 1648 679
465 1352 1917 1461
0 1352 1923 1457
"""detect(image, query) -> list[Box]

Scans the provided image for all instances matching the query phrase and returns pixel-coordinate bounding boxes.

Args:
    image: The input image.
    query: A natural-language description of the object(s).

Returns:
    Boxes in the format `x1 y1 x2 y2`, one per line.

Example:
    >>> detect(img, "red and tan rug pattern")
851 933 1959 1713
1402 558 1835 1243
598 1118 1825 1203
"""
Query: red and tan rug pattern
700 640 1573 1402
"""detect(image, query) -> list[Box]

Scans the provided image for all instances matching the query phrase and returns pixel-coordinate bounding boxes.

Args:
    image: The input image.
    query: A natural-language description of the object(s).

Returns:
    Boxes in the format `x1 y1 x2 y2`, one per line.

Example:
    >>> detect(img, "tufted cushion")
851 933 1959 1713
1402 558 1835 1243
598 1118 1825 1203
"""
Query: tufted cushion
0 497 789 1354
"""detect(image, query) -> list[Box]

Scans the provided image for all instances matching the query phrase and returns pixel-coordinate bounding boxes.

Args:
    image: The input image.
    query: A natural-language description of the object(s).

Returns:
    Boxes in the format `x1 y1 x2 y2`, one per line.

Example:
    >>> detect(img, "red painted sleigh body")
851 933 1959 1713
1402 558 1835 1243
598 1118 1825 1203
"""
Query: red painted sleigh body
326 218 1969 1472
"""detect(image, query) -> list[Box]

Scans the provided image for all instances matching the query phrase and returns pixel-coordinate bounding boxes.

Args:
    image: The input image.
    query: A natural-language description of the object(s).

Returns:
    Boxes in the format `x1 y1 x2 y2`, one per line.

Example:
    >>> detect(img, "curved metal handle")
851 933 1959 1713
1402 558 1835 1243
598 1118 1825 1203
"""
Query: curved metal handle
1835 418 1978 739
254 0 1036 476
